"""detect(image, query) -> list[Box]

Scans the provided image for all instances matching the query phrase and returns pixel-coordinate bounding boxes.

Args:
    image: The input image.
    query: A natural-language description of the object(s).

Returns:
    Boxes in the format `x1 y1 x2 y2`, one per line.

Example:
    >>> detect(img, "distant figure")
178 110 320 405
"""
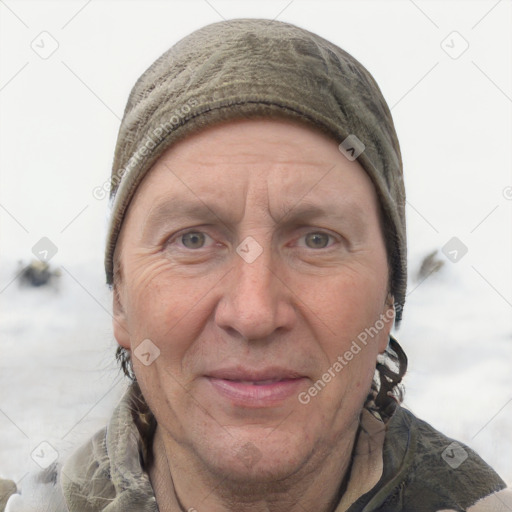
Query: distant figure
416 249 445 281
17 260 60 288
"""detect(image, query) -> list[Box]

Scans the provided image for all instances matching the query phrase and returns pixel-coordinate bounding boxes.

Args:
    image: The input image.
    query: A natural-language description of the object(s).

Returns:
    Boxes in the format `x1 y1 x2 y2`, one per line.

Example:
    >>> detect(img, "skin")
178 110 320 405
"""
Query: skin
113 118 394 512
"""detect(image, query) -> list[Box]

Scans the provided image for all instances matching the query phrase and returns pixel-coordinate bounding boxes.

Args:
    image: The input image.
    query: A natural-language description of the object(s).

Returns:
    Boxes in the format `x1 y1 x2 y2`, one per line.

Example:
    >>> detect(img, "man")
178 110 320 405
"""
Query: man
3 17 509 512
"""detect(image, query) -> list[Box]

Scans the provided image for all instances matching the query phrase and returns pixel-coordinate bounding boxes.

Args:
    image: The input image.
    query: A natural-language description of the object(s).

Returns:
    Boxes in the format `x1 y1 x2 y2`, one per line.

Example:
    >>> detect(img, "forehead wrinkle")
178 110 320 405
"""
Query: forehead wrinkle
271 199 367 230
139 153 368 237
266 162 338 225
140 196 236 237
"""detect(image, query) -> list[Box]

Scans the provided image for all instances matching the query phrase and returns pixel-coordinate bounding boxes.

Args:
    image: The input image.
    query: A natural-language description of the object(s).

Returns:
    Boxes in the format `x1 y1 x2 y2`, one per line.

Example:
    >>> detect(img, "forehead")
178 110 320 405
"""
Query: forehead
128 118 380 226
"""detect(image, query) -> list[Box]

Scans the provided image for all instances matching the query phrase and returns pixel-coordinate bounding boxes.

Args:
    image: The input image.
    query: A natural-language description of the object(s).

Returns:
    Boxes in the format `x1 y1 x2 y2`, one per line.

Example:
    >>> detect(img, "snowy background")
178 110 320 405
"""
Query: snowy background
1 0 511 491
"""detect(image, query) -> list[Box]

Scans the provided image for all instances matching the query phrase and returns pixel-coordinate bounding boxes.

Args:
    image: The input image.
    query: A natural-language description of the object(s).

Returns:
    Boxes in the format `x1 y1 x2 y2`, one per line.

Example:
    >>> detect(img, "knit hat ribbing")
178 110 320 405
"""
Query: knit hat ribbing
106 18 407 321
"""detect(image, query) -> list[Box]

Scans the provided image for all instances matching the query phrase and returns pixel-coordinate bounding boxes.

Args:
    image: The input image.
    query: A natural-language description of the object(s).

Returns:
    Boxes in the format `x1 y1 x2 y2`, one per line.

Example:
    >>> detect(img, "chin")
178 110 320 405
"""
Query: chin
192 425 315 487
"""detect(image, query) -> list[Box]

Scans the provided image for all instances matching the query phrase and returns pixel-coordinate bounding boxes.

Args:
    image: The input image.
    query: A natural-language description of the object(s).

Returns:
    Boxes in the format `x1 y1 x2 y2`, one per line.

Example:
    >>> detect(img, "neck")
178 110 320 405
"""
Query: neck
148 419 369 512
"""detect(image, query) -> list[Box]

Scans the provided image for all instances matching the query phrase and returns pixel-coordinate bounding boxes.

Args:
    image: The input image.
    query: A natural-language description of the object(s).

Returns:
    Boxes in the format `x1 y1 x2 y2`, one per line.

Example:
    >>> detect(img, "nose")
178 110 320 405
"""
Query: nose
214 246 296 341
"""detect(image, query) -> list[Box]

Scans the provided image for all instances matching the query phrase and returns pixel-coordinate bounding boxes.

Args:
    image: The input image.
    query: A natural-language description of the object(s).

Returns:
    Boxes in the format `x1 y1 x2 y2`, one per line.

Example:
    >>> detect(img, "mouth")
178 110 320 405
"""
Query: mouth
205 367 307 407
229 379 291 386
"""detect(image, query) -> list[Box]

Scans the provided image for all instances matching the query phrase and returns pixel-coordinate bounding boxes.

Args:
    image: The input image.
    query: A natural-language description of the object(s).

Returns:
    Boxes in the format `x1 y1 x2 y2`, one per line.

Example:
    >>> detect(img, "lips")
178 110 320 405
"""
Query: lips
206 367 307 407
235 379 286 386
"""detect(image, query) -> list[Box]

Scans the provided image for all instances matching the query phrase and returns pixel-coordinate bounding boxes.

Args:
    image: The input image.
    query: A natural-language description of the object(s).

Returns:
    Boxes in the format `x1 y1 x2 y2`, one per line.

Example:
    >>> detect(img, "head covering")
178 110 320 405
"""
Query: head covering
106 18 407 321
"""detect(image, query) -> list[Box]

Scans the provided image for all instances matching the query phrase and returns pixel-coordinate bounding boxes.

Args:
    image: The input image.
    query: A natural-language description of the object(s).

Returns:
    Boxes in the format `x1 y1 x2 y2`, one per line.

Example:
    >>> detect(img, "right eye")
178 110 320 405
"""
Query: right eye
180 231 208 249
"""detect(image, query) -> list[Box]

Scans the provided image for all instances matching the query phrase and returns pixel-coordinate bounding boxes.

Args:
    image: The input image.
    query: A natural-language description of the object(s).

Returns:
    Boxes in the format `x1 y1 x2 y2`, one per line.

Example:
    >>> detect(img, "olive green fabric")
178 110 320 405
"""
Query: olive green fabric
348 409 506 511
105 18 407 321
60 383 505 511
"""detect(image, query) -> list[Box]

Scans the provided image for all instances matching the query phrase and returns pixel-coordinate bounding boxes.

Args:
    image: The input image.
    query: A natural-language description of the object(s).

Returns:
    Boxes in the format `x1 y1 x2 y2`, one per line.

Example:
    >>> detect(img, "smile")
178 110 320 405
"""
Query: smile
206 374 307 407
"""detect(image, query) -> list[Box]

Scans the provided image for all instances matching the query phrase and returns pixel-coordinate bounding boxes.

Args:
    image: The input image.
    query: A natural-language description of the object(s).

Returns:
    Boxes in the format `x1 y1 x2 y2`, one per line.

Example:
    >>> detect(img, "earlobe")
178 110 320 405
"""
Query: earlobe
112 284 130 350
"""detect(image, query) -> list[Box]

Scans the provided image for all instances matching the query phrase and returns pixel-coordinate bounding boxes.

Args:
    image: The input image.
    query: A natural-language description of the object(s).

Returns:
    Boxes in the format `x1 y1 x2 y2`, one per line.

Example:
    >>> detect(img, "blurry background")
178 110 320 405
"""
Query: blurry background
1 0 511 489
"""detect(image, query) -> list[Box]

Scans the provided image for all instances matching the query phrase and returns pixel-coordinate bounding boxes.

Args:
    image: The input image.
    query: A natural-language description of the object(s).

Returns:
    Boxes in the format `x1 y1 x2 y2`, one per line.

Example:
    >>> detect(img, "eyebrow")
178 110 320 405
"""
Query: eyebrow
141 197 228 237
271 200 366 226
141 196 368 237
145 198 222 224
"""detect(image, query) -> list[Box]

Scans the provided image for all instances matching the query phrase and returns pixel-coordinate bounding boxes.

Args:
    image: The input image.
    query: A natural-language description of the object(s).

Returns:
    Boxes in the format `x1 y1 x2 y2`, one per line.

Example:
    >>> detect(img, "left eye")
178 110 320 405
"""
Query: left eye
180 231 209 249
302 232 334 249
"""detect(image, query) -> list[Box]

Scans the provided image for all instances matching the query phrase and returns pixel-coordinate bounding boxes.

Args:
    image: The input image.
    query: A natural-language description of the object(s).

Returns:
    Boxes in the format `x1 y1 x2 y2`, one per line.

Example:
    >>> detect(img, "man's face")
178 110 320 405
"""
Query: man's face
113 118 393 483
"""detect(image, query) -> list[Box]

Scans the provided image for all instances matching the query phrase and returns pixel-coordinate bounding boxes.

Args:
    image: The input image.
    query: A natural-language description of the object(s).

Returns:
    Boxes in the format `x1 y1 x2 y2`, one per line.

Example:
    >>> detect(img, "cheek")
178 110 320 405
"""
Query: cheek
124 262 169 336
303 263 389 397
306 272 387 422
122 255 220 363
309 266 387 335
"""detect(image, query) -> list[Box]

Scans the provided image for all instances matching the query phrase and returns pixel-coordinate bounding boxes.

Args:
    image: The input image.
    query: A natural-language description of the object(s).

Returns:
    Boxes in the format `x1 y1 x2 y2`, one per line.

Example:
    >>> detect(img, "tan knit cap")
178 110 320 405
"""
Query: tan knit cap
106 18 407 321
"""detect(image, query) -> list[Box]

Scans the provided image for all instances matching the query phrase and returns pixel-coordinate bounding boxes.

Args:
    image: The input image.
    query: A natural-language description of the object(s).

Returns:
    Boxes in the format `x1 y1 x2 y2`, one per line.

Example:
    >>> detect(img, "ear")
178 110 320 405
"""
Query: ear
378 294 395 354
113 282 130 350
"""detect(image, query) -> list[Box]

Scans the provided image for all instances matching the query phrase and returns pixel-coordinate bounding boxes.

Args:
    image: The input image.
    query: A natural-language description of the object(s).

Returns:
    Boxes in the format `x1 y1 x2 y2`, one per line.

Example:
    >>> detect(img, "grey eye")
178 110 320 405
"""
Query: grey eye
181 232 206 249
305 232 330 249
